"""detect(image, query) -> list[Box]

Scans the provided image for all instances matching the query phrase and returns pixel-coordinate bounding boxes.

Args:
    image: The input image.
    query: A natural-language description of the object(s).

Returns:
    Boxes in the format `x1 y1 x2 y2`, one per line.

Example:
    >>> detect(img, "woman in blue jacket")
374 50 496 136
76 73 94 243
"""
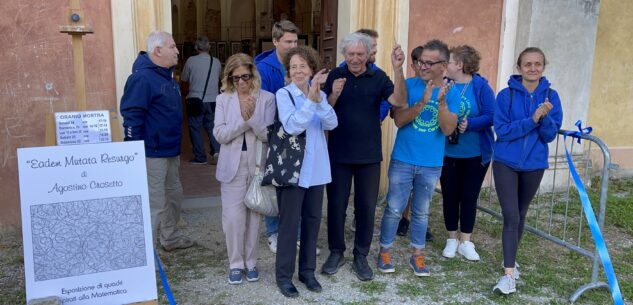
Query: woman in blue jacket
492 47 563 295
440 45 495 262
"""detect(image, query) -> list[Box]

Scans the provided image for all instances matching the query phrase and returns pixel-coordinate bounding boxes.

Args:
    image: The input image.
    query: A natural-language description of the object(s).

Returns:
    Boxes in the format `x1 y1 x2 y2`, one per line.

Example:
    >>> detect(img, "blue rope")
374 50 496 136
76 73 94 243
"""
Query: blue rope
563 120 623 305
154 250 177 305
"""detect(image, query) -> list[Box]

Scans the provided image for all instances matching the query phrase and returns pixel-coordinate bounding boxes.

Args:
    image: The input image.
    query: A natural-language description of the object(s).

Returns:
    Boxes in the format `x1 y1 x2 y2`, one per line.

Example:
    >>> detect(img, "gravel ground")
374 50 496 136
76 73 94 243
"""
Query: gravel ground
160 197 489 305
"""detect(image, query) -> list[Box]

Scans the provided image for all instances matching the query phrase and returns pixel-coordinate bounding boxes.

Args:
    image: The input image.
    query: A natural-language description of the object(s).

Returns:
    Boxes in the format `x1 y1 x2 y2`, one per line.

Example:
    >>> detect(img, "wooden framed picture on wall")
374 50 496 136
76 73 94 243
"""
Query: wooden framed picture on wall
209 42 217 58
217 41 227 63
231 41 242 55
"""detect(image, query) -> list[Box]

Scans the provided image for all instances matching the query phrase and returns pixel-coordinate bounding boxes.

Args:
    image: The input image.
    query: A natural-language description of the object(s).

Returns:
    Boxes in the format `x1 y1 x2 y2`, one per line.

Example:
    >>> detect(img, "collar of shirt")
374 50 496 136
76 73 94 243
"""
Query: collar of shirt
340 63 375 78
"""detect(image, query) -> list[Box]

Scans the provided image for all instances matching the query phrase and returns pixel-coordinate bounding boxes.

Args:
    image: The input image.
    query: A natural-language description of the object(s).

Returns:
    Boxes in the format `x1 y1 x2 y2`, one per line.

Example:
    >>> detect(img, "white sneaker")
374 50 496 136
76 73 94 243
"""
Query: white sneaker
442 239 459 258
457 241 480 261
296 240 321 256
493 274 516 294
501 261 520 279
268 233 278 254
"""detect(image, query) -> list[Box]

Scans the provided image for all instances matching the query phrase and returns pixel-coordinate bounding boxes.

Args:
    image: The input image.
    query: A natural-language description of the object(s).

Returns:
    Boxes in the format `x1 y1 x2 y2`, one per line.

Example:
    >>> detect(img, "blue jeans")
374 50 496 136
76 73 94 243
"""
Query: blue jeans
188 102 220 162
379 159 441 249
265 215 279 237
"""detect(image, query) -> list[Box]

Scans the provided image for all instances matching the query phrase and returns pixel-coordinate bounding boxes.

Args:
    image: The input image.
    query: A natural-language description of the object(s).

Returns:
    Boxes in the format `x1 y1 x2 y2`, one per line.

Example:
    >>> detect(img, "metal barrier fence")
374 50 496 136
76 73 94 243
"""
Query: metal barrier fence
475 129 616 302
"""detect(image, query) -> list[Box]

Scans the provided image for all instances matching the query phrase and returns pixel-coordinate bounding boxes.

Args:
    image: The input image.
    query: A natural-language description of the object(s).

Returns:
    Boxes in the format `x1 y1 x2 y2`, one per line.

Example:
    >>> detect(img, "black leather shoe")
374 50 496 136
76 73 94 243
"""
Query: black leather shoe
299 276 322 292
352 256 374 281
321 252 345 275
426 230 434 242
396 217 409 236
277 282 299 298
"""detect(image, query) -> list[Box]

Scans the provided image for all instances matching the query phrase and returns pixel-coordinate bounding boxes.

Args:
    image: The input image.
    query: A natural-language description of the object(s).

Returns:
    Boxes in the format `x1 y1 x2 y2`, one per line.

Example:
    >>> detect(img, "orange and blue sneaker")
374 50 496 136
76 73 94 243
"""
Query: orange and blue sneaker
409 255 430 277
377 251 395 273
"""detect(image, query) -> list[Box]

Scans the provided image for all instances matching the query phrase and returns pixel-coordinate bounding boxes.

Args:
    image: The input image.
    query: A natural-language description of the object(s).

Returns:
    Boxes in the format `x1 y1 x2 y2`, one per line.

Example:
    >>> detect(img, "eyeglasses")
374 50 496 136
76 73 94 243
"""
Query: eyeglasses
229 74 253 82
415 60 446 68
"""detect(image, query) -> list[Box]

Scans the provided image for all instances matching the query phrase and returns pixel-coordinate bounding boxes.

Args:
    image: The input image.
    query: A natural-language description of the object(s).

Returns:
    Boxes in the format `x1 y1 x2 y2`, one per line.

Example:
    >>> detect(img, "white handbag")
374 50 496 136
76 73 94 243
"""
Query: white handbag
244 140 278 216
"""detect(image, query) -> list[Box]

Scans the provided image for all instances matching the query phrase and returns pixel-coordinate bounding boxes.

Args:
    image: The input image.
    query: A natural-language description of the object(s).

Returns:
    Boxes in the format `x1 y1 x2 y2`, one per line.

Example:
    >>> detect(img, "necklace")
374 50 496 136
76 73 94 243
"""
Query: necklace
460 80 471 97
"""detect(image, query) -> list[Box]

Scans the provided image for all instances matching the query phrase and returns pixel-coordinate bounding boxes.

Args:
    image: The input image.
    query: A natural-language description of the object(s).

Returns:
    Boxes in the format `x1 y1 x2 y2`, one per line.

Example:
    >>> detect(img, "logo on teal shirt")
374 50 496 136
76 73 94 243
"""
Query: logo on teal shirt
413 99 439 133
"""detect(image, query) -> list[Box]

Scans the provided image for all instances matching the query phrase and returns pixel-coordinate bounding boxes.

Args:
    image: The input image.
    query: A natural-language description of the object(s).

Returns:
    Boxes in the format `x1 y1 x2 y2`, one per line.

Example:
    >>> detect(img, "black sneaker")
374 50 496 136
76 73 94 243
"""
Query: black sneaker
352 256 374 281
321 252 345 275
426 230 434 242
396 217 409 236
188 159 207 165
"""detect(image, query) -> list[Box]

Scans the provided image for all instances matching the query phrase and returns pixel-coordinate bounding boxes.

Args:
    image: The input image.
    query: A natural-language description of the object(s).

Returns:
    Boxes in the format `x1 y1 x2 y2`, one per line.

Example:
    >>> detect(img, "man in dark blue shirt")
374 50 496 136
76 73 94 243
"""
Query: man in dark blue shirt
321 32 406 281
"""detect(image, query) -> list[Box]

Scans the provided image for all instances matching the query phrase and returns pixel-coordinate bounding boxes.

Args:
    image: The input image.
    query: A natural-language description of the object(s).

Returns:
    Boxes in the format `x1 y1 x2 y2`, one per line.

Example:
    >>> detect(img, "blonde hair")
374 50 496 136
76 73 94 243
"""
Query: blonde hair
221 53 262 94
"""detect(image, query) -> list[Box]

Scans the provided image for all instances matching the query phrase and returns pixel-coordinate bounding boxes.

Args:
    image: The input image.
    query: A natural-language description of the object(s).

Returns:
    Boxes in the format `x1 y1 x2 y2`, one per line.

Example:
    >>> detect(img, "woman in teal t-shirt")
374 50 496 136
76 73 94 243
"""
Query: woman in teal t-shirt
440 45 495 262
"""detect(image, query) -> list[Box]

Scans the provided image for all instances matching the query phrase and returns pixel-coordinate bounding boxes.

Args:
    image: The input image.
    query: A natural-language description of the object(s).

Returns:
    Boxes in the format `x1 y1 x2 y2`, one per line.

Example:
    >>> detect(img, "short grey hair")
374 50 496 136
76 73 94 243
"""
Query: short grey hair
147 31 172 54
338 32 373 55
195 36 210 52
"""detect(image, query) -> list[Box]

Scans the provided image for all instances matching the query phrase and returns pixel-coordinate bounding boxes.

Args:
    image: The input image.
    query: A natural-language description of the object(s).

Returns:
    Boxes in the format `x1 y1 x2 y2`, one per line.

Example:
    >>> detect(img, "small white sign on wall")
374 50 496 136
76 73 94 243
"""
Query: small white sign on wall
17 141 157 305
55 111 112 145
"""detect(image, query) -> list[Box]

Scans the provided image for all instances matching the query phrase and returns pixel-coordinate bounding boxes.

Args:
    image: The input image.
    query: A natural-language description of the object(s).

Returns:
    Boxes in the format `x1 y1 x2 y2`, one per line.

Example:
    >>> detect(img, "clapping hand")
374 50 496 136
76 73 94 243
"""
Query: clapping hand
240 95 257 121
308 69 328 103
437 78 454 110
532 98 553 123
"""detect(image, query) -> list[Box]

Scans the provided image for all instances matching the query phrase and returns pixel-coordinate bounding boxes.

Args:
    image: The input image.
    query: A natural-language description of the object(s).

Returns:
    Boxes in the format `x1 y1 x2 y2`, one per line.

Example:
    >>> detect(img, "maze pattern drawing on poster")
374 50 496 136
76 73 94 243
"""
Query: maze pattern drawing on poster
30 195 147 281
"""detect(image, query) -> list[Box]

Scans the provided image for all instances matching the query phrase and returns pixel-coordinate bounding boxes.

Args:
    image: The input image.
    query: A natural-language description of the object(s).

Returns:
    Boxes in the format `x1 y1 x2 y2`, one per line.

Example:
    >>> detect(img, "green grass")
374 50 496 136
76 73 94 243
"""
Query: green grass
352 280 386 295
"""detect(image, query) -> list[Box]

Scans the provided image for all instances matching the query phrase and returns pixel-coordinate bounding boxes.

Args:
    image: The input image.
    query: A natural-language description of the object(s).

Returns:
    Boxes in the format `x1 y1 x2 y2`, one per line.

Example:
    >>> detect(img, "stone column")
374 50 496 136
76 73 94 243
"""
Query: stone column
111 0 172 107
337 0 409 196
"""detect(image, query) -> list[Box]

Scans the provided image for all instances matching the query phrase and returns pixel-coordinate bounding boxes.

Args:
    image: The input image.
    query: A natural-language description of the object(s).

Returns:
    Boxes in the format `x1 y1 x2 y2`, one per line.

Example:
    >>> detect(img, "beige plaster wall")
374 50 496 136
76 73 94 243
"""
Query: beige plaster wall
588 0 633 148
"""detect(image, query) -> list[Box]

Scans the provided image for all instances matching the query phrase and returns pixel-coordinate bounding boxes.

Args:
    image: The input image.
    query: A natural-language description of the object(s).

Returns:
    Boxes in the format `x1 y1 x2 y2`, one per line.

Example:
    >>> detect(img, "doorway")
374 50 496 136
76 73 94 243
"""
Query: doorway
171 0 331 198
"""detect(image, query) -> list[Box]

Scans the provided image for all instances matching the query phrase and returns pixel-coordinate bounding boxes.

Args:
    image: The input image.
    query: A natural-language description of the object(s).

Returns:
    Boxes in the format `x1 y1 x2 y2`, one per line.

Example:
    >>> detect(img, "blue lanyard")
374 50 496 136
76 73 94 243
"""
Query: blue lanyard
563 121 623 305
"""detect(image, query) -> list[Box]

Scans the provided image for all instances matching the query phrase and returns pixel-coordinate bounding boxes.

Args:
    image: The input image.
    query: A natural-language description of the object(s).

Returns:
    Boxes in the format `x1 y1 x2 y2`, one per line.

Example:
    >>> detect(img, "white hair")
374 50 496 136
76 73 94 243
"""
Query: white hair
338 32 373 55
146 31 172 54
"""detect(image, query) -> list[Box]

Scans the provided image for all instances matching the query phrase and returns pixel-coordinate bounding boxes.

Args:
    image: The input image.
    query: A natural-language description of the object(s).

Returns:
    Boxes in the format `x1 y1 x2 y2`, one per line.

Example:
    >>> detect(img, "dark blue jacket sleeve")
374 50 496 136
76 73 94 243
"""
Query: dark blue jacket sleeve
538 89 563 143
494 89 539 142
467 82 495 131
120 75 150 141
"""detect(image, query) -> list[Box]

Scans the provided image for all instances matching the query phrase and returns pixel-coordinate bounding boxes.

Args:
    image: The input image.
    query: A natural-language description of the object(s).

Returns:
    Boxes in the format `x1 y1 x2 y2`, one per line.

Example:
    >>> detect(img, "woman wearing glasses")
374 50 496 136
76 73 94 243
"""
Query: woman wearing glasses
440 45 495 262
492 47 563 294
213 53 276 285
274 46 337 298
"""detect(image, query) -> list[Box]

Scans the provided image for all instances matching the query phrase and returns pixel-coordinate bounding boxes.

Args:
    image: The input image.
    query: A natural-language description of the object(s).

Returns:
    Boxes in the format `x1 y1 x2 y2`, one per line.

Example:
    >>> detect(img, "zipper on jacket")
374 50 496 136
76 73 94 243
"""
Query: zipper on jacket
519 93 535 167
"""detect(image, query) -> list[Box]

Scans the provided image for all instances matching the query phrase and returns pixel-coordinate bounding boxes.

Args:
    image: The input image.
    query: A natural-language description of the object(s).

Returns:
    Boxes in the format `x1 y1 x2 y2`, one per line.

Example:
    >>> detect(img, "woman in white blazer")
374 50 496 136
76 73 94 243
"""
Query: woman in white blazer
213 53 276 285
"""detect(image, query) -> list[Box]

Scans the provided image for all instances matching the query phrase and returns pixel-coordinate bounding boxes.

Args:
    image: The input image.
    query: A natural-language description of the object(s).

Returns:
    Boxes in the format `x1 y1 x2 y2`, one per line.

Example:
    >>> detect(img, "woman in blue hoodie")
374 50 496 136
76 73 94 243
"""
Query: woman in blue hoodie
440 45 495 262
492 47 563 295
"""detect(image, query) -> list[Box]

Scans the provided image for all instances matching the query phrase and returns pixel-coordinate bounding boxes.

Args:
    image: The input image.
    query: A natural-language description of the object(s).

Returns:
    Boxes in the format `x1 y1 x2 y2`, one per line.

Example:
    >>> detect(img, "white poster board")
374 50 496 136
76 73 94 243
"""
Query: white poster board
55 111 112 145
17 141 157 305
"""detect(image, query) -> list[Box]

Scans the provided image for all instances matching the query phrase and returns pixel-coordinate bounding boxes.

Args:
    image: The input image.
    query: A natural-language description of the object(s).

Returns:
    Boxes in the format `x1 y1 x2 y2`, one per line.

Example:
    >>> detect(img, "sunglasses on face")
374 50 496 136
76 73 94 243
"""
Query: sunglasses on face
229 74 253 83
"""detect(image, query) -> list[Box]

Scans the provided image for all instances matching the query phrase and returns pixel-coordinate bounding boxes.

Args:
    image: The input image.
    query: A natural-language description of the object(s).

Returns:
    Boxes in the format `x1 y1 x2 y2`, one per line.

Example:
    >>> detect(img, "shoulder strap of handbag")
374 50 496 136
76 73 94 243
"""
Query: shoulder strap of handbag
282 88 296 106
201 57 214 99
281 88 307 138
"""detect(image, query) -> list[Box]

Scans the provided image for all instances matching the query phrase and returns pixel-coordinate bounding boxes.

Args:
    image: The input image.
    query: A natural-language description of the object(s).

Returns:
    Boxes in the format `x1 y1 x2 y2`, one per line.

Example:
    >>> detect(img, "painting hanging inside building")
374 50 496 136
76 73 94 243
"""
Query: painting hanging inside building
209 42 217 58
217 41 227 63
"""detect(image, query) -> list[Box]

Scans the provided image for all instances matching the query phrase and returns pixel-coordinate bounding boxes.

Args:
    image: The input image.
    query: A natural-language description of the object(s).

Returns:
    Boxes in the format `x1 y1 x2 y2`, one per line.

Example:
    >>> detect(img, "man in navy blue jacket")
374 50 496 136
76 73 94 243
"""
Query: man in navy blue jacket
120 31 193 252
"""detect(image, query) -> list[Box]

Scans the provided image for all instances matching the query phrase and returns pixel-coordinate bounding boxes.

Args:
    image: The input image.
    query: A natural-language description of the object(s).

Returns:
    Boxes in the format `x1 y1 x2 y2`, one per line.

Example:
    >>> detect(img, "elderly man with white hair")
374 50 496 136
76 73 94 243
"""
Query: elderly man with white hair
120 31 193 252
321 32 407 281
